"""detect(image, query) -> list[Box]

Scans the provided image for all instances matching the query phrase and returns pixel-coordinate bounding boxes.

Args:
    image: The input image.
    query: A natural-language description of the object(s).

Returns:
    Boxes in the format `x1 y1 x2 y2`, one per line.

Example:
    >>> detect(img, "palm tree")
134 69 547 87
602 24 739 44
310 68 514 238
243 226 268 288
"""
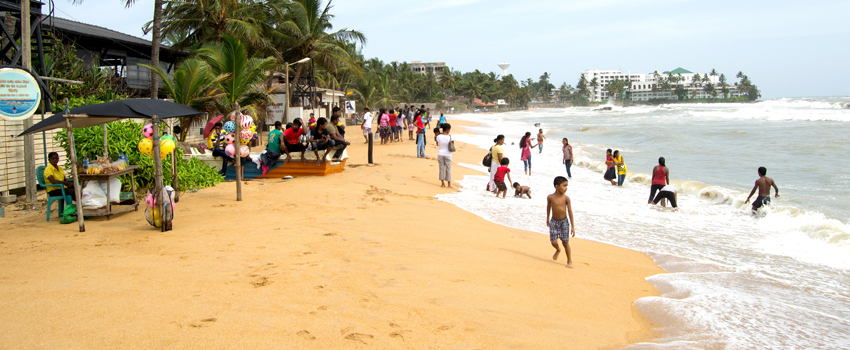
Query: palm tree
692 73 702 87
142 59 228 140
276 0 366 104
148 0 274 51
196 35 277 114
719 74 729 99
589 77 599 100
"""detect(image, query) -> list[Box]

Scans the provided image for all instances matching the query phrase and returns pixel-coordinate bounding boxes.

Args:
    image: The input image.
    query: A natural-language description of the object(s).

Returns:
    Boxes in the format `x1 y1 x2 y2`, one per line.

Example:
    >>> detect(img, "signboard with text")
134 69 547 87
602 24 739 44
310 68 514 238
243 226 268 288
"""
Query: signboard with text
0 68 41 121
344 100 356 114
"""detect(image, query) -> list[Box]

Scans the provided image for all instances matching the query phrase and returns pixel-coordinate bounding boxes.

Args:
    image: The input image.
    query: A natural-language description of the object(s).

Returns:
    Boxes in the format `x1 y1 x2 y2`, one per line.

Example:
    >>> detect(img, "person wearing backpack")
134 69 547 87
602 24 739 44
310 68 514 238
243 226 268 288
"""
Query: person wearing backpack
487 135 506 192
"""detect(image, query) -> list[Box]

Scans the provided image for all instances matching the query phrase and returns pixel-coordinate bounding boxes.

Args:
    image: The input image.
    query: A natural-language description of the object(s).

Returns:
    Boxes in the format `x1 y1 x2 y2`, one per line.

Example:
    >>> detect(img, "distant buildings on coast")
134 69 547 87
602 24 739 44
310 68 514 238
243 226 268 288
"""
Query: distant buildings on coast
409 61 447 77
582 67 742 102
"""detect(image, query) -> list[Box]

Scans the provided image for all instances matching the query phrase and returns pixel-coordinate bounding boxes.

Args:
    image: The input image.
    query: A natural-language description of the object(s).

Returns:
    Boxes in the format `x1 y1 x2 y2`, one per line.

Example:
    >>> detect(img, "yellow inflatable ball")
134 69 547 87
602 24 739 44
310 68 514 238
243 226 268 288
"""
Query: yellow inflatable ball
151 207 162 227
160 139 176 154
138 138 153 155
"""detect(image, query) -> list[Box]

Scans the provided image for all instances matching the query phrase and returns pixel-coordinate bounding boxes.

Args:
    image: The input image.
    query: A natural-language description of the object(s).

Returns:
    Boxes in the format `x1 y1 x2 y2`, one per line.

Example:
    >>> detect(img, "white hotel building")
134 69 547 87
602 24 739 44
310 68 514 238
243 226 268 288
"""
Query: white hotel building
581 68 740 102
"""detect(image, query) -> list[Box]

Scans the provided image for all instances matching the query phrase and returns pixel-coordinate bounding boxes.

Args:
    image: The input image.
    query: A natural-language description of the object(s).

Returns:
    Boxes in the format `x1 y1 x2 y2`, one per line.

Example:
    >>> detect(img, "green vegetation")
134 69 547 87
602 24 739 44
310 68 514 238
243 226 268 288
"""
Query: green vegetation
45 41 126 110
54 120 222 192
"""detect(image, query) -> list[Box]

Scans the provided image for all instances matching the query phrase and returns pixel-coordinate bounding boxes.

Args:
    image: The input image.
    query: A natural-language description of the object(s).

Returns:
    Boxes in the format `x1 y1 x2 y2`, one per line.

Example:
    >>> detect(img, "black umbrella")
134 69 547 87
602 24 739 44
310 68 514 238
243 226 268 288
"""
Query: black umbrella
18 99 204 136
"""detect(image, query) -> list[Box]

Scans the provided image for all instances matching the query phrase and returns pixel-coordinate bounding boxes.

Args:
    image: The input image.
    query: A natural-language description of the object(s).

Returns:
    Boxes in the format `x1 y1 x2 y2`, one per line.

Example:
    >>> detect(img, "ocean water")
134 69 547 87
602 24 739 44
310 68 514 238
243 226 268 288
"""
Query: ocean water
436 97 850 349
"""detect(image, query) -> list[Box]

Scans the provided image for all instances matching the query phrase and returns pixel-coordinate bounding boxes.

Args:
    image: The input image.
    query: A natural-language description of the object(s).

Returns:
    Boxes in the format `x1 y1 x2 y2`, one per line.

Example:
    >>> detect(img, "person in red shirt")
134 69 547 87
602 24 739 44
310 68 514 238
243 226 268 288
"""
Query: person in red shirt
493 157 513 198
282 118 308 163
388 108 398 143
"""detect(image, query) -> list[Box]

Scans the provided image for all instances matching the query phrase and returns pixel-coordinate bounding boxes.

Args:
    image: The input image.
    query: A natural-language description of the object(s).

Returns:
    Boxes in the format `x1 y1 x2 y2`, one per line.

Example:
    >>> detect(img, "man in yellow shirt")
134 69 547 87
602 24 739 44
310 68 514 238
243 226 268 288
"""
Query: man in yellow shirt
44 152 76 201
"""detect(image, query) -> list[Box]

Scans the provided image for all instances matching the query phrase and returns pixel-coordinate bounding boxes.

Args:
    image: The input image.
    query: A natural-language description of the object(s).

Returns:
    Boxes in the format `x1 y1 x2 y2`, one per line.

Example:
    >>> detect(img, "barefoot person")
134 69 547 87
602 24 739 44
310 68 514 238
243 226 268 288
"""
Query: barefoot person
603 149 617 185
537 128 546 153
519 132 537 175
282 118 308 163
745 167 779 212
648 157 670 205
487 135 506 192
326 113 350 162
361 107 373 143
546 176 575 268
562 138 573 178
435 123 454 188
513 182 531 199
651 185 678 209
613 150 627 186
493 158 513 199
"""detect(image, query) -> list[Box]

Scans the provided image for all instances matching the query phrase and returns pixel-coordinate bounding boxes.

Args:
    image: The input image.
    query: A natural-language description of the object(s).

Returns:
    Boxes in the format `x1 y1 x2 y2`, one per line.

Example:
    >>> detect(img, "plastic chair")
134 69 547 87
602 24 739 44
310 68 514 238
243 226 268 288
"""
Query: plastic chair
36 165 72 222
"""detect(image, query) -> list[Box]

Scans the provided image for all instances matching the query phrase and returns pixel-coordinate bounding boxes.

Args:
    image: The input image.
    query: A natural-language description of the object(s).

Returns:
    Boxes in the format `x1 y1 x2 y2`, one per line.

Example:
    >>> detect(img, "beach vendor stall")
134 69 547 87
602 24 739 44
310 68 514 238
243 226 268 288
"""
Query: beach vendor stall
18 99 204 232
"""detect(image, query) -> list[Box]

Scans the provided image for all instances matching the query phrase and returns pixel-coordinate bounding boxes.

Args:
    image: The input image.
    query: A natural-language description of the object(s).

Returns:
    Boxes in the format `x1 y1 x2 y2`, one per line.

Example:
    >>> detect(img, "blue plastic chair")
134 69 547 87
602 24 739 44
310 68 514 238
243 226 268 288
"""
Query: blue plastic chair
36 165 72 222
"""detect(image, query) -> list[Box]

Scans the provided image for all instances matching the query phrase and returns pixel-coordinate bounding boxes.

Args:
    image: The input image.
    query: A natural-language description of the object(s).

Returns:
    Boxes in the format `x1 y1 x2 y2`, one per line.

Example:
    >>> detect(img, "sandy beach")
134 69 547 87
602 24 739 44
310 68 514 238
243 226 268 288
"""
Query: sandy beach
0 119 663 349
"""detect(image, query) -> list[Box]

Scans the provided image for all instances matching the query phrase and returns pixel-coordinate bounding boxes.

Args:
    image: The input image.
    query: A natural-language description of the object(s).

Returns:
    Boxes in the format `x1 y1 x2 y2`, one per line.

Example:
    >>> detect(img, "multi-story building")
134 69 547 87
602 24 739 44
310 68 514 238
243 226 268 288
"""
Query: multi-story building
409 61 447 77
581 67 740 102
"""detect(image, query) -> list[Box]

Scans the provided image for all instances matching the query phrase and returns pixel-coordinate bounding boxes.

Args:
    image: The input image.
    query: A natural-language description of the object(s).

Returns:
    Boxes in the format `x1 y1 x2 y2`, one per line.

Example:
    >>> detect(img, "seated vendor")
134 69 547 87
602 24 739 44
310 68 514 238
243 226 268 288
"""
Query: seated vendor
45 152 76 202
281 118 308 163
209 122 231 175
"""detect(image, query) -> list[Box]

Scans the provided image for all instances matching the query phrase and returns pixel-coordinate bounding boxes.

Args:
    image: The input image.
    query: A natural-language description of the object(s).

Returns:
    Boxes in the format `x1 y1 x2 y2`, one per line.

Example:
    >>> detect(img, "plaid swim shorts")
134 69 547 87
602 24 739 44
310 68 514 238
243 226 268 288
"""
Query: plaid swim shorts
549 217 570 242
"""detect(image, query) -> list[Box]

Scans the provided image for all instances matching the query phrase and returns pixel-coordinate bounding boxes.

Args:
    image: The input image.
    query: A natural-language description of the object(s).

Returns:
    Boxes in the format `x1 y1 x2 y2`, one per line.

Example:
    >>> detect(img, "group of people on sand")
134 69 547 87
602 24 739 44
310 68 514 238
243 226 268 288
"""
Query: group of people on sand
360 105 454 187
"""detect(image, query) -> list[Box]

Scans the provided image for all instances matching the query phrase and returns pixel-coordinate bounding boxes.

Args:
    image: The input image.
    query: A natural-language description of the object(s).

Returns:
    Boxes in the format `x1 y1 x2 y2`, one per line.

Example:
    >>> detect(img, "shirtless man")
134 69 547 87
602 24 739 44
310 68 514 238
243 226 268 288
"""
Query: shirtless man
745 167 779 212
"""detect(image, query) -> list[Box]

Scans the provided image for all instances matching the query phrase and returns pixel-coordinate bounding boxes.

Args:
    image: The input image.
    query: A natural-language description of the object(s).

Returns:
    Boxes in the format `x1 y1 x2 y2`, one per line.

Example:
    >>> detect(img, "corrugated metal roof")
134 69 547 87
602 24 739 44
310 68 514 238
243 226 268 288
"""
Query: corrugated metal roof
47 16 172 51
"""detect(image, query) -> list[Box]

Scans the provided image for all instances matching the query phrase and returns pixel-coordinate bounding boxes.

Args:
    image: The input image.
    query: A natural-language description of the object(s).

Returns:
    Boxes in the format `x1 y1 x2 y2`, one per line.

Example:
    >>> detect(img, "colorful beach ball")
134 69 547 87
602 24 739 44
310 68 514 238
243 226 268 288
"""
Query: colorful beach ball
223 121 236 133
239 145 250 157
240 129 253 142
240 115 254 129
225 144 236 157
224 133 235 145
160 139 176 154
142 124 154 139
138 138 153 155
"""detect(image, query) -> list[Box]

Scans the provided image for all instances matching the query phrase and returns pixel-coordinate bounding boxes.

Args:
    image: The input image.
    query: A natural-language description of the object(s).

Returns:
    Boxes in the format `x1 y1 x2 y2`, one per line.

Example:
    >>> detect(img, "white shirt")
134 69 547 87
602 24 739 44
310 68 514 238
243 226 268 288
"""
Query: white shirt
660 185 676 193
436 134 452 158
362 112 373 128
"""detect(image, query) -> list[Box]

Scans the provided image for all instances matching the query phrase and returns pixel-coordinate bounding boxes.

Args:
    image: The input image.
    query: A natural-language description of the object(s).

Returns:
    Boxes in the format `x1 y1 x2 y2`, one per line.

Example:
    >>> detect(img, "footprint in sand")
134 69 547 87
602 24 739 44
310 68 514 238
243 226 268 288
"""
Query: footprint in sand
297 330 315 340
345 333 374 344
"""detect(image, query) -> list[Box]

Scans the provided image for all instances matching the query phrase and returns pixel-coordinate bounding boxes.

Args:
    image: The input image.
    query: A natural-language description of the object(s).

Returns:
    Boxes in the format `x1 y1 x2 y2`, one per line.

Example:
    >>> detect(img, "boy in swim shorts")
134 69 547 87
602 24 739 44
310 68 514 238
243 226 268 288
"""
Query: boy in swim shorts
493 157 512 198
546 176 575 268
745 166 779 212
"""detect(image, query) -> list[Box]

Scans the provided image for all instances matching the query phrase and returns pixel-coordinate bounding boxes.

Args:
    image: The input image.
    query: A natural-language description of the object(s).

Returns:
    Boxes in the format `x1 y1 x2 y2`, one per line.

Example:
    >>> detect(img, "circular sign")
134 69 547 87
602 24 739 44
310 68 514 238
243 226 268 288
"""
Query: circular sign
0 68 41 121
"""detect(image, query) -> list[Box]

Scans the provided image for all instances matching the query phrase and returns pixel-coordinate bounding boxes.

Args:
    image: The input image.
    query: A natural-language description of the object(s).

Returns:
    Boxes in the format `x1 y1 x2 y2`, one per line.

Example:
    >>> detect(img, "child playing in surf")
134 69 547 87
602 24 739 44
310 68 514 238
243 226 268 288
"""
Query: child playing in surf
513 182 532 199
546 176 575 268
745 166 779 213
494 158 512 198
537 129 546 153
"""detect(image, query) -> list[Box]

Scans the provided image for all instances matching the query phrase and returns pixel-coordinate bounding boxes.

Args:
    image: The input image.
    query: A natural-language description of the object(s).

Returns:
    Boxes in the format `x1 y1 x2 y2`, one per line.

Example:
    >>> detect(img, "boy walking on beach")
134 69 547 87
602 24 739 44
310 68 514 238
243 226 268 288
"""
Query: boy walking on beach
745 166 779 212
546 176 575 268
494 158 512 198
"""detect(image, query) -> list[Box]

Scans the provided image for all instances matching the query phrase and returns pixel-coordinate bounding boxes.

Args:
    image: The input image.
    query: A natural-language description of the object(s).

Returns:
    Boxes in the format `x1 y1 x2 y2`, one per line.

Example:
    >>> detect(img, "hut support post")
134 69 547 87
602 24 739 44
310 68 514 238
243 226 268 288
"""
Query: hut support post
64 116 85 232
234 103 242 201
151 116 165 232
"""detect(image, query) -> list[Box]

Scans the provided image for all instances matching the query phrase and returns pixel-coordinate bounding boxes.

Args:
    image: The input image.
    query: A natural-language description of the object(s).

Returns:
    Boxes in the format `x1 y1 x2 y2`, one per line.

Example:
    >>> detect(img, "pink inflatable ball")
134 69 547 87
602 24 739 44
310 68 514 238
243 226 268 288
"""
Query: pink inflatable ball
224 133 236 145
239 145 250 157
144 193 156 208
240 115 254 129
142 123 154 139
225 144 236 157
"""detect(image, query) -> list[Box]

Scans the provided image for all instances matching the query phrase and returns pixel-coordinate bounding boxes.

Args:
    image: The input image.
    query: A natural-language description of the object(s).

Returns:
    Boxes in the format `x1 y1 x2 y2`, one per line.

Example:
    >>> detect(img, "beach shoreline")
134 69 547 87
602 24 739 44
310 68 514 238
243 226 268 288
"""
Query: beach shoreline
0 119 664 349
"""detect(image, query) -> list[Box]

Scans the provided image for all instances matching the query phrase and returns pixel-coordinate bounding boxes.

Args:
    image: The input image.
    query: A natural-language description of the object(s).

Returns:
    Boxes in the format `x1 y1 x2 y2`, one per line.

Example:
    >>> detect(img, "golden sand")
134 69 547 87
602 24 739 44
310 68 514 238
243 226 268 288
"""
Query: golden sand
0 120 663 349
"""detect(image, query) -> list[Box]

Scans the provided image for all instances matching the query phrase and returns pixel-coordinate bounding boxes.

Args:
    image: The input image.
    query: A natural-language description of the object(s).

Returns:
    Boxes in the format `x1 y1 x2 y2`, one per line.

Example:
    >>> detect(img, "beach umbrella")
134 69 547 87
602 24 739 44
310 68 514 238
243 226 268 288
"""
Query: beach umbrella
203 115 224 139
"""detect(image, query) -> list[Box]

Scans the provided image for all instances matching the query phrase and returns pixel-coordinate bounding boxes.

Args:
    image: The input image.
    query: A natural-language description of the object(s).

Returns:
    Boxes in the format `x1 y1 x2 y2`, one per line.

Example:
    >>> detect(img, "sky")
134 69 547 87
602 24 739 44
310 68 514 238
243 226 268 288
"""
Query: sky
50 0 850 98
